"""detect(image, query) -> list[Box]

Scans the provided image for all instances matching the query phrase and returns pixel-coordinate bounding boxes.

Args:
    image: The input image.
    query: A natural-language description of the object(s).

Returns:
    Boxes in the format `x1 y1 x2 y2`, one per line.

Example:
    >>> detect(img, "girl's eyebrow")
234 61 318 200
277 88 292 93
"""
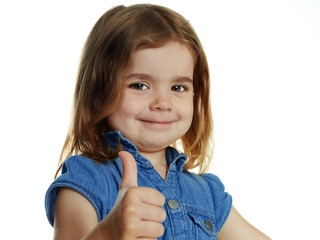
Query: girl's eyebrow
125 73 152 81
174 76 193 84
125 73 193 83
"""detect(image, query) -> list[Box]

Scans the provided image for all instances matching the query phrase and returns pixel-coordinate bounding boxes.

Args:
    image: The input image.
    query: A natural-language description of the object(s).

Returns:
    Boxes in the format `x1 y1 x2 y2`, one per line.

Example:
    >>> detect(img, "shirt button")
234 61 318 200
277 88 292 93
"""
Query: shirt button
167 199 179 209
204 219 213 231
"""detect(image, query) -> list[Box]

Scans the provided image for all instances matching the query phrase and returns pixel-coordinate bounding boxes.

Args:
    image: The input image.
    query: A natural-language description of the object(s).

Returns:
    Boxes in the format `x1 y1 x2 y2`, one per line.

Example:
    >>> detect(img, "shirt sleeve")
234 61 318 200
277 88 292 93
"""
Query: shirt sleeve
44 156 109 226
201 173 232 232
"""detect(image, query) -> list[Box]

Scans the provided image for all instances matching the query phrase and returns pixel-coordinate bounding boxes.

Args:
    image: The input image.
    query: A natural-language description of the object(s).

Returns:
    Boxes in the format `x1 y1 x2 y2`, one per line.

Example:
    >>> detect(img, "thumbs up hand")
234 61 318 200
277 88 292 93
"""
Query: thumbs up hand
96 151 166 240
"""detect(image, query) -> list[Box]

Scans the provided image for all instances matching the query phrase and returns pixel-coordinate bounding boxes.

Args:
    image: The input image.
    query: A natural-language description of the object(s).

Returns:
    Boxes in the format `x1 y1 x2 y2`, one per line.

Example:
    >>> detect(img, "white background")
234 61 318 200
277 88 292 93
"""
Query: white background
0 0 319 239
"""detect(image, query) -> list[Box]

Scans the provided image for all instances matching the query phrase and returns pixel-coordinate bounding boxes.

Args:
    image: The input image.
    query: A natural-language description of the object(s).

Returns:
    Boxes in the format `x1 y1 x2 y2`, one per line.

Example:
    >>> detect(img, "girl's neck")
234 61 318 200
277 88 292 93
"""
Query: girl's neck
139 149 168 180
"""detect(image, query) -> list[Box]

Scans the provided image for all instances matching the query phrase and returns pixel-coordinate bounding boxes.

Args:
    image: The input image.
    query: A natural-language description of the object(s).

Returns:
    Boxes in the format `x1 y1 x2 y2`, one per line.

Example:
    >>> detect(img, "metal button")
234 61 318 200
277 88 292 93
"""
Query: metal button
204 219 213 230
168 199 179 209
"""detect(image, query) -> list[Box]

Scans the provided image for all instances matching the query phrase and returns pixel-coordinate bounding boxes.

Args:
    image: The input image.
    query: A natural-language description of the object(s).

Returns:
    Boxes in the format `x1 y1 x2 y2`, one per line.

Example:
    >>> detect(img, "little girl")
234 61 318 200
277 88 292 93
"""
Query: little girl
45 4 270 239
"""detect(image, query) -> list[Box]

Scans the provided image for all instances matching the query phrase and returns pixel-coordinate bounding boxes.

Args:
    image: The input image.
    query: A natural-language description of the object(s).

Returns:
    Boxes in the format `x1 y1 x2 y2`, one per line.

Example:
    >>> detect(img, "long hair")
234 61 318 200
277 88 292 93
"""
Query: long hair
55 4 213 178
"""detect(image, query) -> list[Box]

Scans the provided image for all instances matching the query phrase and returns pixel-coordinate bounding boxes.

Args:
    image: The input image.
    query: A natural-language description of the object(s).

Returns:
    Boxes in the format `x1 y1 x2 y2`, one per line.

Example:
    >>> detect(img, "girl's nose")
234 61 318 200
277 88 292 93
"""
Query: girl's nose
149 92 172 112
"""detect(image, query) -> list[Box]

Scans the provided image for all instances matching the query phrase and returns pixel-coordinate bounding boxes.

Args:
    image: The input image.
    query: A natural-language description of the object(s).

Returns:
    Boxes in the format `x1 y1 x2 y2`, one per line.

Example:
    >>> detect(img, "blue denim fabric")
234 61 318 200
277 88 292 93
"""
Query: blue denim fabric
45 131 232 239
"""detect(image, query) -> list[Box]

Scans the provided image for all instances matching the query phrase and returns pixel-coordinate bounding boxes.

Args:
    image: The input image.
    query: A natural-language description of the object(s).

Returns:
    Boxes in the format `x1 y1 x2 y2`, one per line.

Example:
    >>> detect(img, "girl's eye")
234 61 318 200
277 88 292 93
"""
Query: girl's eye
171 85 187 92
129 83 148 90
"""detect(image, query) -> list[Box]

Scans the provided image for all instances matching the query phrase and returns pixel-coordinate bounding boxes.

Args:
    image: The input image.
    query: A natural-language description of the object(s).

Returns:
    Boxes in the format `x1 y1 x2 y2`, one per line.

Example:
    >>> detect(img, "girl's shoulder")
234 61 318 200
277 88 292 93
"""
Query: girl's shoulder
182 170 228 194
54 155 123 189
61 155 121 177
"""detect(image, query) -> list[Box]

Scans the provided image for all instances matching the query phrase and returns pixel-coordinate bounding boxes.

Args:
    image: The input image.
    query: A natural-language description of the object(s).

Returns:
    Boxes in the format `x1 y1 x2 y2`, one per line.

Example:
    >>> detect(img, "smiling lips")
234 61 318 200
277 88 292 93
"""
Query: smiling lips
139 119 175 129
140 120 173 124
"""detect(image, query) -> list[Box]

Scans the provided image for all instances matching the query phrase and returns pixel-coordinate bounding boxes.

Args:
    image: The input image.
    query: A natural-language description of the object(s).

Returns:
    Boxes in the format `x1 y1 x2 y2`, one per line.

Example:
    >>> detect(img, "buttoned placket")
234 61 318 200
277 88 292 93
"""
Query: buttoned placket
137 154 189 239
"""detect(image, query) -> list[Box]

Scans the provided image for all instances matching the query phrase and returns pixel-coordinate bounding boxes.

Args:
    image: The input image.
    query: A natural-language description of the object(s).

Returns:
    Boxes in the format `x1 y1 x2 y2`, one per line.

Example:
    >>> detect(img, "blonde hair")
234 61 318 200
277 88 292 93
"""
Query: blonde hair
55 4 213 178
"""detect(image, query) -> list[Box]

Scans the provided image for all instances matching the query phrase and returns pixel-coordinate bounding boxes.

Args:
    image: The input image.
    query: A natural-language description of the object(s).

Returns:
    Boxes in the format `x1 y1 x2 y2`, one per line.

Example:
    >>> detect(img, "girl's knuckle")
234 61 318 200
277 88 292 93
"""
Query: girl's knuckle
123 203 138 217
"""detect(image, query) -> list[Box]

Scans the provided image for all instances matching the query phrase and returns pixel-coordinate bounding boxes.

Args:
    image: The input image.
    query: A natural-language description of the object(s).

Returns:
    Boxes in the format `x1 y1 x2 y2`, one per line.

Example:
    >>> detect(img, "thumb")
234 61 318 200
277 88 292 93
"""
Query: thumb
119 151 138 189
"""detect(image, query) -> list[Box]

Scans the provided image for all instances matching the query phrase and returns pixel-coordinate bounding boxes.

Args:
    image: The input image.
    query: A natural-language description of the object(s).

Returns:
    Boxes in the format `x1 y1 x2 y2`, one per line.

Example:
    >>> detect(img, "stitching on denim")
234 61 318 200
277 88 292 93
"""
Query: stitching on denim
185 206 216 220
165 204 176 240
180 204 188 240
191 216 197 239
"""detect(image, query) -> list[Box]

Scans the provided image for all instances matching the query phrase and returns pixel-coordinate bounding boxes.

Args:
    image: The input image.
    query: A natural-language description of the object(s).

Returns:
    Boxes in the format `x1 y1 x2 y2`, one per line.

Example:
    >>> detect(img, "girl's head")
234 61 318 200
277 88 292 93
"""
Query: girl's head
58 4 212 176
107 41 195 159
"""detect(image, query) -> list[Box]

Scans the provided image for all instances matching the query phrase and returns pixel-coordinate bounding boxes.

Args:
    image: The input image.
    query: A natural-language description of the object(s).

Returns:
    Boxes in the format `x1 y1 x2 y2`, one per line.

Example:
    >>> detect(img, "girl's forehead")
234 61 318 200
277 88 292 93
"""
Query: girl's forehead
128 42 194 73
130 41 196 69
136 40 196 58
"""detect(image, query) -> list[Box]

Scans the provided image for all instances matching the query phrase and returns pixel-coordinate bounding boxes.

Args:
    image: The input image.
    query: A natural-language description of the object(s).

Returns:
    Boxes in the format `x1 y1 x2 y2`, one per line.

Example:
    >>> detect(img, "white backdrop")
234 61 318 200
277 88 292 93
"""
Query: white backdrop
0 0 319 239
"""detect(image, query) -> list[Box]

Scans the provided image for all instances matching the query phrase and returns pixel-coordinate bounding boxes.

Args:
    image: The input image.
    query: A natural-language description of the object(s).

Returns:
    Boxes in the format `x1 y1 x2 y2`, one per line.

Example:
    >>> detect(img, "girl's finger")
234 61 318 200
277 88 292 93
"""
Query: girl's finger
138 203 166 223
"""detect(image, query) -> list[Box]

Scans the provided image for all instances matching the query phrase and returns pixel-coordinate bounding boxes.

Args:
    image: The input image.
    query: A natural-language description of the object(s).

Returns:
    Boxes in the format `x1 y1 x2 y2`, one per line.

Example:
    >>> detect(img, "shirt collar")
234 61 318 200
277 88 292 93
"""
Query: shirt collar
104 130 187 172
165 146 187 172
104 130 139 153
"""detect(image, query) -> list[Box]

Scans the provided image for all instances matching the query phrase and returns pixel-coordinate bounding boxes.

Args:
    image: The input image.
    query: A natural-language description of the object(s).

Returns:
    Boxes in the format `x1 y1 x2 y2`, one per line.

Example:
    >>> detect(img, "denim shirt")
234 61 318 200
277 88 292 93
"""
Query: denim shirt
45 131 232 239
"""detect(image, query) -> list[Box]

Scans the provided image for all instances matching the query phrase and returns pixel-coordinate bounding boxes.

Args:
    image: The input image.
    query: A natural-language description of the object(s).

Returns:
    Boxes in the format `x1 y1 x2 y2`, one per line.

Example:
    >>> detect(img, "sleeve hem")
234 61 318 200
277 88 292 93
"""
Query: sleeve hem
217 195 233 233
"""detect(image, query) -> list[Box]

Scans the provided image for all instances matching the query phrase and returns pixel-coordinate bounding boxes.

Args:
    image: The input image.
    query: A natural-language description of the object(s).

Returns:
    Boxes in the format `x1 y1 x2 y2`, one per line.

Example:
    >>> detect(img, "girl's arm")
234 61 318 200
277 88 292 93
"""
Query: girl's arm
218 206 271 240
53 188 100 240
54 187 124 240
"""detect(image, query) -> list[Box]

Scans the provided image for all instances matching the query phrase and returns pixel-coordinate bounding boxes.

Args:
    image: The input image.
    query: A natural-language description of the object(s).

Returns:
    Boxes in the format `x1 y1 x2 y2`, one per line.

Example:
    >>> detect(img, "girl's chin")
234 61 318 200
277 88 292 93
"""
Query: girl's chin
136 139 176 152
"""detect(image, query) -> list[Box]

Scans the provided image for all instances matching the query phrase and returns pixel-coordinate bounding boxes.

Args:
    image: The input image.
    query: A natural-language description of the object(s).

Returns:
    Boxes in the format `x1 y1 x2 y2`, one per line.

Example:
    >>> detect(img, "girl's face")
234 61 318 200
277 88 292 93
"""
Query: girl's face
107 41 194 155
